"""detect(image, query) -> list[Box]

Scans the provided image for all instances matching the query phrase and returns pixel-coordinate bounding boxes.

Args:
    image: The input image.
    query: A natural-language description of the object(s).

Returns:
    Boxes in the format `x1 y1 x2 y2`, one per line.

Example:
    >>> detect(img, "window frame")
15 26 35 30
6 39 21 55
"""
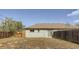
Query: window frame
30 29 34 32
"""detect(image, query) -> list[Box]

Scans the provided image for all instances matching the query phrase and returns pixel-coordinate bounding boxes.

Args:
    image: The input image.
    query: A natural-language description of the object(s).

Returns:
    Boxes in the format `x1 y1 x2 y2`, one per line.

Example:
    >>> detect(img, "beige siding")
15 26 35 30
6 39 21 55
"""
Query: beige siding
25 30 59 38
25 30 49 38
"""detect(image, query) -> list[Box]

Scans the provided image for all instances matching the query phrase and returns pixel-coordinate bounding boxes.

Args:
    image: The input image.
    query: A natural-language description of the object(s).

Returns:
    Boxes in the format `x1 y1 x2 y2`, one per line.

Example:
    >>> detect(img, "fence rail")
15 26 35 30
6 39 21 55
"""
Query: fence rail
0 31 14 39
53 29 79 44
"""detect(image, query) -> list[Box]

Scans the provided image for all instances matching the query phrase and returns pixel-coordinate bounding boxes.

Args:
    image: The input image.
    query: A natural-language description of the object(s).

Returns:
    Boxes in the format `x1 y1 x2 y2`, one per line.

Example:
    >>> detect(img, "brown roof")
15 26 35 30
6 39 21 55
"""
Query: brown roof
26 23 79 30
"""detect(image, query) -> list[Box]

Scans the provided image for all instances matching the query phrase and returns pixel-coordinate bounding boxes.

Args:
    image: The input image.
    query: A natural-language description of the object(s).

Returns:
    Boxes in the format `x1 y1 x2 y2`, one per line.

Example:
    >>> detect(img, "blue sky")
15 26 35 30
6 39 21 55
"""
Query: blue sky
0 9 78 27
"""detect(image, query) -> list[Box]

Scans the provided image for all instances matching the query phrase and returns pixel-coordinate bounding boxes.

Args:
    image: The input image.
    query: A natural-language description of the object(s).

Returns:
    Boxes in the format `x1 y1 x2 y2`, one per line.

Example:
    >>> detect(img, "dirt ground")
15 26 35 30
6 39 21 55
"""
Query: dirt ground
0 37 79 49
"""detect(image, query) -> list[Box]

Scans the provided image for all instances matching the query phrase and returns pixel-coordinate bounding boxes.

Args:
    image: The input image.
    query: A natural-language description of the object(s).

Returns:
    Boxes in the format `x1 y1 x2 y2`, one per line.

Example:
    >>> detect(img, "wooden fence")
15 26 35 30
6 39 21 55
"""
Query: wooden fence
53 29 79 44
0 31 14 39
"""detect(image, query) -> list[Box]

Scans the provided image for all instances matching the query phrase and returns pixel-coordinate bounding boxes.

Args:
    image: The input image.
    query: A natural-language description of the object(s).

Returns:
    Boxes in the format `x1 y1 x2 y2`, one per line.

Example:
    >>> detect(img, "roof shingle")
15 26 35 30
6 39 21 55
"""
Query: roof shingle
26 23 79 30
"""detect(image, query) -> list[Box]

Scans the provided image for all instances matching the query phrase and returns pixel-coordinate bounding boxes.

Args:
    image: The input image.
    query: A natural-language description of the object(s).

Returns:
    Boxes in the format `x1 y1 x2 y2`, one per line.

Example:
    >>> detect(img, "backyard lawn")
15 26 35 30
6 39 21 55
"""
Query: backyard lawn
0 37 79 49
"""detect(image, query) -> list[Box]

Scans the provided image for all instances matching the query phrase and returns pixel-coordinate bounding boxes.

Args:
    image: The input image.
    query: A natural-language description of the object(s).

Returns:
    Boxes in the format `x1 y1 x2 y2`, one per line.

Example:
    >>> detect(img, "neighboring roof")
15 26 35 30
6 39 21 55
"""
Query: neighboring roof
26 23 79 30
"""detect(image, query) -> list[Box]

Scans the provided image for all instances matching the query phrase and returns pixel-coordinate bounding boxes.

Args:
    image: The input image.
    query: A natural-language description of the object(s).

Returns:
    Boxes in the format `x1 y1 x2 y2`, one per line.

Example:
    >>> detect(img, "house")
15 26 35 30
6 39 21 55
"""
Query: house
25 23 79 38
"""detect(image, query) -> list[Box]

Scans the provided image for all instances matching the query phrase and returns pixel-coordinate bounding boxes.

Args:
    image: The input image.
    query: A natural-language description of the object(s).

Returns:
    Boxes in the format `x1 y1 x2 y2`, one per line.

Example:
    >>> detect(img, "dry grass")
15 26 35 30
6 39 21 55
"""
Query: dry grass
0 37 79 49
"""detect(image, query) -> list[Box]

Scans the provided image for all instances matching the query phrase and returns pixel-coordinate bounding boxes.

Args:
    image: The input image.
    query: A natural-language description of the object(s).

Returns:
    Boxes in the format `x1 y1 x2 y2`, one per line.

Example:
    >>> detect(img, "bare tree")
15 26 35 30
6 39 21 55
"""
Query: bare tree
0 17 24 32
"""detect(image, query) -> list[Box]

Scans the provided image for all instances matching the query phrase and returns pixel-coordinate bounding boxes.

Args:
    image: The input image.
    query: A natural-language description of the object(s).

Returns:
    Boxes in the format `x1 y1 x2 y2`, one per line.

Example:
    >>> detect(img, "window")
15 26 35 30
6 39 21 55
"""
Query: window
38 29 40 32
30 30 34 32
48 30 53 36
